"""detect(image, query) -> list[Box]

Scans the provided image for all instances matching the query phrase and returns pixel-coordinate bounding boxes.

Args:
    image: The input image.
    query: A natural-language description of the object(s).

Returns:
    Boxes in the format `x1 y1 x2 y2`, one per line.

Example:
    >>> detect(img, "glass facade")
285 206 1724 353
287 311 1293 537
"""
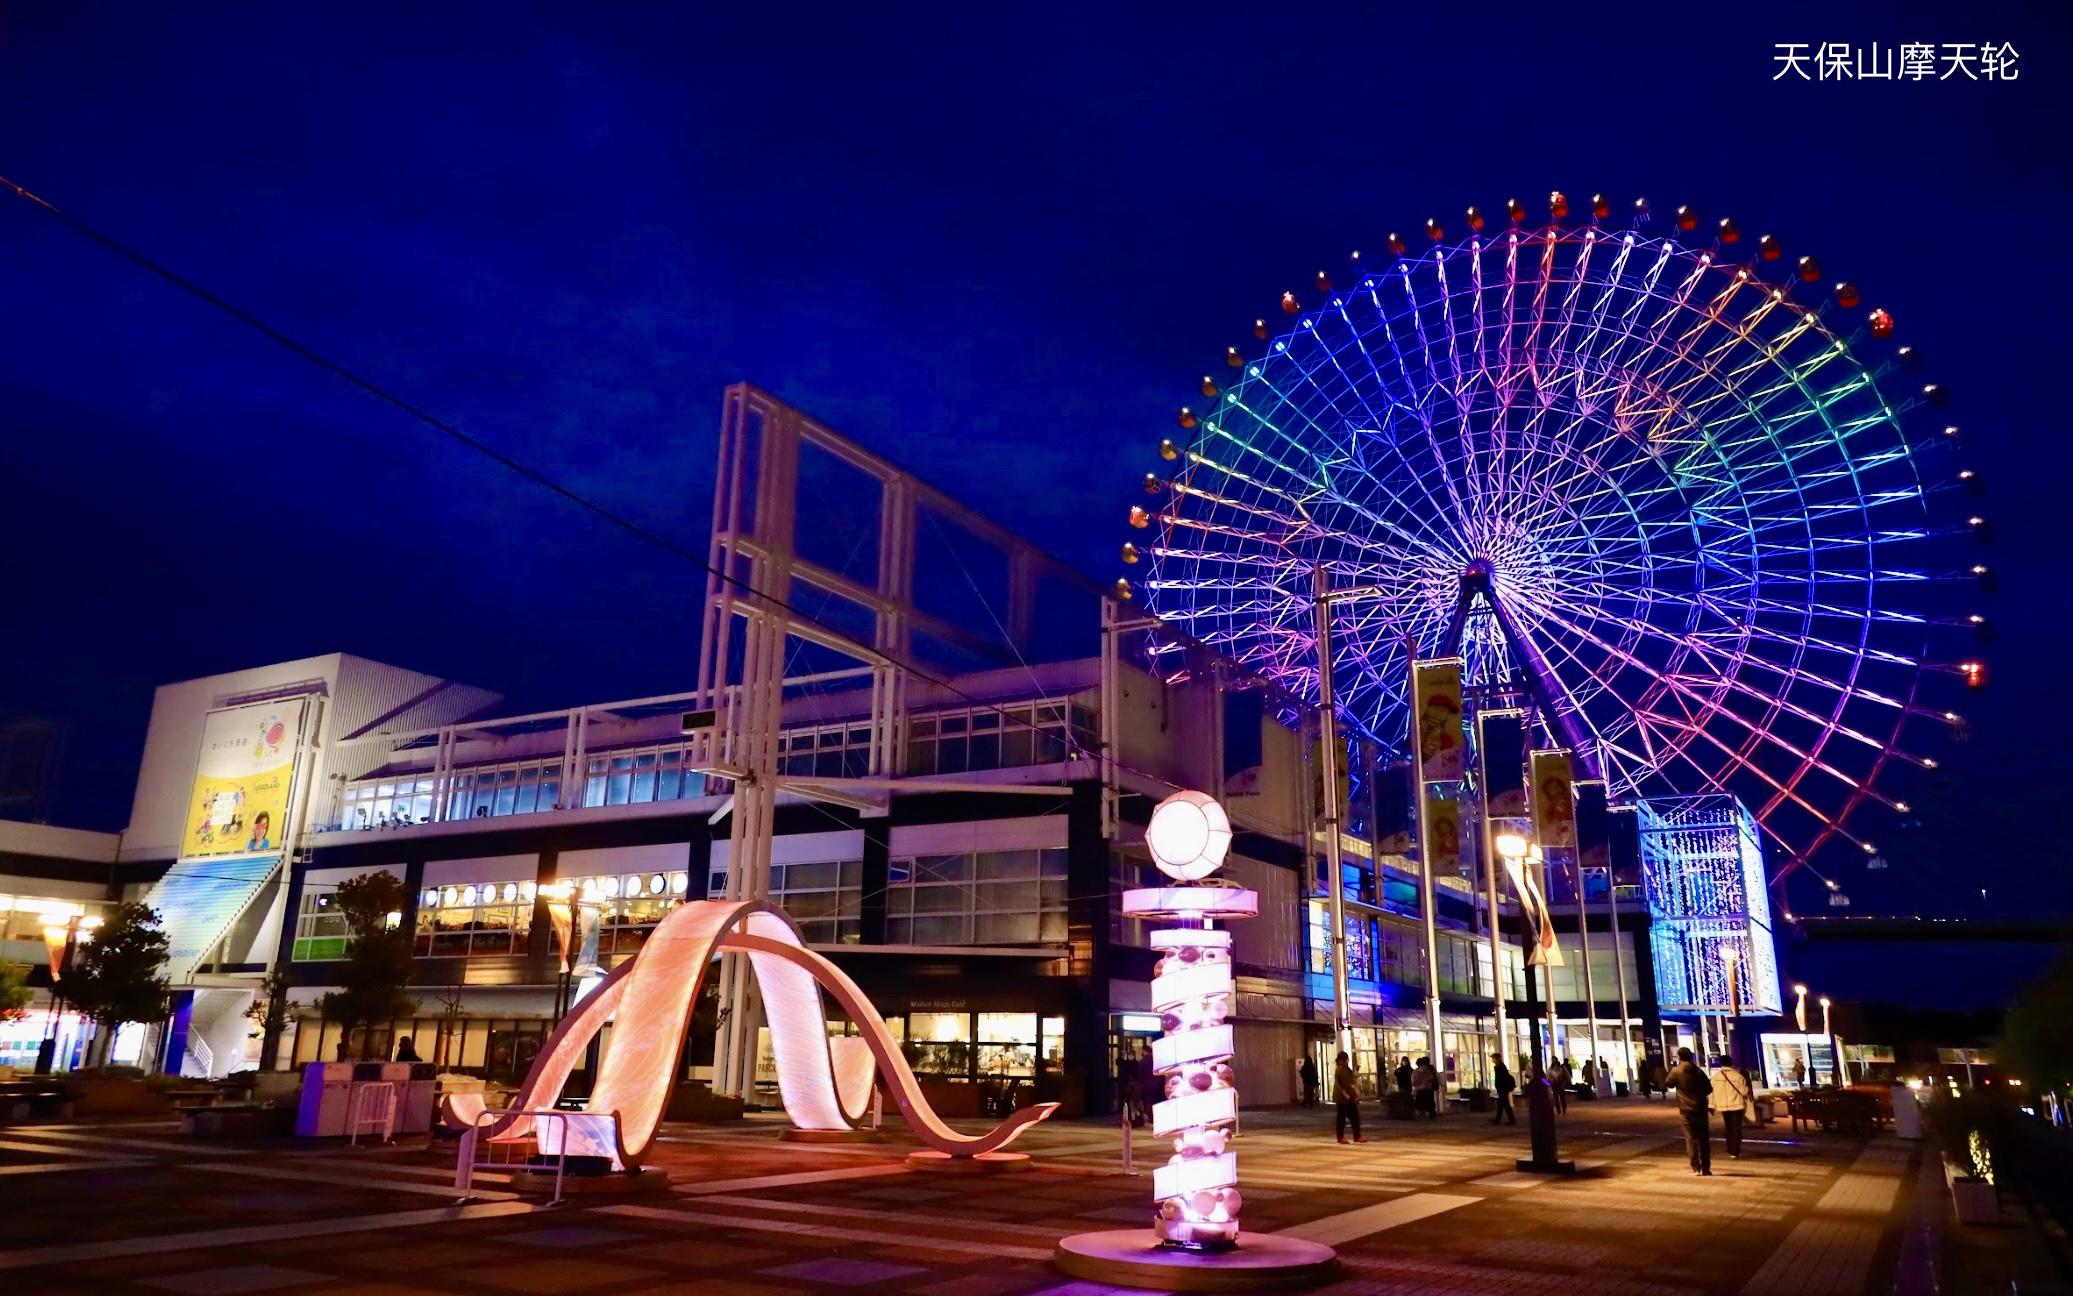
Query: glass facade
884 849 1067 946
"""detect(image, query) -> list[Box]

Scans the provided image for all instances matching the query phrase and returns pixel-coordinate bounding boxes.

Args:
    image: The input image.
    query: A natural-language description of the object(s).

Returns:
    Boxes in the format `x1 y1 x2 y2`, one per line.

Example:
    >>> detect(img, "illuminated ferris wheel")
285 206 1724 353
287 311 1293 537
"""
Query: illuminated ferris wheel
1131 193 1985 876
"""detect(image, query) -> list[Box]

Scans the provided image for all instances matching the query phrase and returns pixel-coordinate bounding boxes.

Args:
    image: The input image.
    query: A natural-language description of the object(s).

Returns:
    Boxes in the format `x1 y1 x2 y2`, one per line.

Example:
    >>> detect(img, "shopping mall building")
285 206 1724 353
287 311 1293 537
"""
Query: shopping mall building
7 388 1769 1110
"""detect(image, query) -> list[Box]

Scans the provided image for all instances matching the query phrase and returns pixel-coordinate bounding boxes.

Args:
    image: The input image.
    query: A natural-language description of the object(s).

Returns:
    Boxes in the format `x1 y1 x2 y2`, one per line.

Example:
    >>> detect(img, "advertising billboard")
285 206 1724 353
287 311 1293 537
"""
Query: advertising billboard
179 699 307 860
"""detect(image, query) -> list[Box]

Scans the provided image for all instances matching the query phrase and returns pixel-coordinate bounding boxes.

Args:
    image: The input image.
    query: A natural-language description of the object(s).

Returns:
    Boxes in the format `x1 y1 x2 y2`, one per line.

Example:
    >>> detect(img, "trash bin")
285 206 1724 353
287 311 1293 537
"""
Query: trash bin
294 1062 356 1137
393 1062 438 1133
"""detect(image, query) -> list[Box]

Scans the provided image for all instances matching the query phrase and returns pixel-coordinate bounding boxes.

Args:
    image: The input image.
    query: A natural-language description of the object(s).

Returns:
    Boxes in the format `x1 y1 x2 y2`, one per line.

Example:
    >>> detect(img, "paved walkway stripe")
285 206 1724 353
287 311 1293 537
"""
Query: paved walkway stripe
0 1158 146 1176
693 1192 1066 1239
673 1162 913 1195
0 1199 536 1270
188 1160 518 1201
0 1127 248 1157
1276 1191 1483 1245
595 1202 1056 1260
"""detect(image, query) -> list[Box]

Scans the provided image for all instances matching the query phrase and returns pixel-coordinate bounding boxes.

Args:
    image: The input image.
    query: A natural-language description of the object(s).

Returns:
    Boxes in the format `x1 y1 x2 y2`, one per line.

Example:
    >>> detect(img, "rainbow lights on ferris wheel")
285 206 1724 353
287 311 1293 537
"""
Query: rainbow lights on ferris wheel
1130 192 1984 872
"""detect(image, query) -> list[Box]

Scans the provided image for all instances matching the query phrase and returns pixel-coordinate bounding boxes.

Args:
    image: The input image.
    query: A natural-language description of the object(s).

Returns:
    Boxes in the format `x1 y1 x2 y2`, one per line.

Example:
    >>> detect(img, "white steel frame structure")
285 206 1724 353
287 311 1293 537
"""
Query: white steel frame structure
691 385 1101 1097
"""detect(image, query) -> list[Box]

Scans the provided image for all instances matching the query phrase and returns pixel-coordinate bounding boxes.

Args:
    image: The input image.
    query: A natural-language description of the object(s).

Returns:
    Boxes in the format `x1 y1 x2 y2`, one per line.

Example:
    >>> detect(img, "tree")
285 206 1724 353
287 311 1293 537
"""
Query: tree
246 966 295 1070
66 902 171 1064
318 873 416 1060
0 962 32 1024
1994 950 2073 1096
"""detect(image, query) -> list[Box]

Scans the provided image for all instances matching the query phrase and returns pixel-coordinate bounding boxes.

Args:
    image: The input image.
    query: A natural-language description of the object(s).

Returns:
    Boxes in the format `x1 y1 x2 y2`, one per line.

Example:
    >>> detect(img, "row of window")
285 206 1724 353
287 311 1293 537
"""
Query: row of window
293 851 1070 962
331 698 1096 833
334 744 714 830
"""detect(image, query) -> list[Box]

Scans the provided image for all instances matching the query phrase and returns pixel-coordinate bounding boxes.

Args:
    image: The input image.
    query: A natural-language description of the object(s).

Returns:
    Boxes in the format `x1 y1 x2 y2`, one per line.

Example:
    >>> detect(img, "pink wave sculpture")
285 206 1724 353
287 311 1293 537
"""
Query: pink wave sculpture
442 898 1057 1167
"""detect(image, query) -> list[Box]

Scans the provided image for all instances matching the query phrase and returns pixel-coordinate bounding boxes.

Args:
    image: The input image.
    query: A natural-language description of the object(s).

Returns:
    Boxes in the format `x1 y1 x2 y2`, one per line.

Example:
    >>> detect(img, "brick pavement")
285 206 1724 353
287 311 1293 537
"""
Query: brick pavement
0 1098 1935 1295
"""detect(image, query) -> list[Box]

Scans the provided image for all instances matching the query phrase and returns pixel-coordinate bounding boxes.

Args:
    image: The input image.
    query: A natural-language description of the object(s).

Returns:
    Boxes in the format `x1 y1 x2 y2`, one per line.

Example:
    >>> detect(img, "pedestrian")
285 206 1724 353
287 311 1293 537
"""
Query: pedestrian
1395 1055 1414 1098
1665 1047 1714 1175
1413 1056 1440 1119
1333 1050 1366 1144
1549 1057 1571 1114
1490 1054 1517 1125
1298 1053 1320 1109
1136 1047 1159 1125
1789 1054 1807 1088
1119 1051 1143 1126
1581 1057 1597 1094
1710 1053 1757 1159
394 1035 421 1063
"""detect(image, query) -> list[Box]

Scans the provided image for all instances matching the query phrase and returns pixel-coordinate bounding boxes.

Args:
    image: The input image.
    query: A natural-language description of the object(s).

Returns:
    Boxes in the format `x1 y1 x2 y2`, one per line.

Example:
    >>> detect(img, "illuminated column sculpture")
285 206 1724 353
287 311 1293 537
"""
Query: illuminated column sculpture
1132 791 1250 1248
1056 790 1336 1289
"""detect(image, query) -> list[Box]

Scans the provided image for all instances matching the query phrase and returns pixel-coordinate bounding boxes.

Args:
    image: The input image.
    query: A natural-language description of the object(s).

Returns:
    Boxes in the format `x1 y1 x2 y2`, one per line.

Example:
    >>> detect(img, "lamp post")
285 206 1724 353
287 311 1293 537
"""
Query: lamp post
34 909 100 1075
1494 831 1571 1174
539 882 584 1024
1820 996 1838 1088
1722 946 1742 1067
1494 832 1532 1071
1529 844 1556 1071
1792 983 1810 1087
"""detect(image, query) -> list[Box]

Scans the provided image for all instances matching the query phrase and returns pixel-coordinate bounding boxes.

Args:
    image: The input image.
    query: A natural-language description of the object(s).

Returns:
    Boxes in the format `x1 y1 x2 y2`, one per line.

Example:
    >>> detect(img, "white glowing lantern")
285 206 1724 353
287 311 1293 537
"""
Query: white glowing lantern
1125 790 1255 1251
1144 790 1232 882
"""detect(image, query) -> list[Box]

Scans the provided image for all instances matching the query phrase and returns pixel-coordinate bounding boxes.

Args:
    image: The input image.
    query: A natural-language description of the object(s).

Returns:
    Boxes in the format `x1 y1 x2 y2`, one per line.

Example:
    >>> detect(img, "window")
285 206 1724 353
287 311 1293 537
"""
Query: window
901 703 1080 776
906 1011 973 1077
416 881 535 958
291 893 350 961
977 1011 1037 1078
339 745 706 831
887 850 1067 946
772 860 862 945
1111 856 1157 947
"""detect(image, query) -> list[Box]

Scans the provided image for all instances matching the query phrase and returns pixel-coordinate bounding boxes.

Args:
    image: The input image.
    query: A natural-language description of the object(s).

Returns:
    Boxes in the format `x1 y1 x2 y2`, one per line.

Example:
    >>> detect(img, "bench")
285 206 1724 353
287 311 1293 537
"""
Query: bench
1786 1088 1881 1134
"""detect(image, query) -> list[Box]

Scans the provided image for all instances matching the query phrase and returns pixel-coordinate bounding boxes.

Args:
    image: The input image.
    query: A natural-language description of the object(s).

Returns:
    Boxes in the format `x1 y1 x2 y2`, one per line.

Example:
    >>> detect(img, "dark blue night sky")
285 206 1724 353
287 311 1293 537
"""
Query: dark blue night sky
2 4 2065 1005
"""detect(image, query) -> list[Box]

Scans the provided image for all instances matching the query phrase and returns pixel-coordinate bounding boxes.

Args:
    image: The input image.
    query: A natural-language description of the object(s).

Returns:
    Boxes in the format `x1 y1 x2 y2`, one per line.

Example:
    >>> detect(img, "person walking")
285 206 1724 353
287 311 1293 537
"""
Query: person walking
1413 1056 1440 1119
1298 1053 1320 1109
1710 1054 1757 1159
1549 1057 1571 1114
1490 1054 1517 1124
1580 1057 1597 1094
1394 1055 1414 1099
1333 1050 1366 1144
1666 1047 1714 1175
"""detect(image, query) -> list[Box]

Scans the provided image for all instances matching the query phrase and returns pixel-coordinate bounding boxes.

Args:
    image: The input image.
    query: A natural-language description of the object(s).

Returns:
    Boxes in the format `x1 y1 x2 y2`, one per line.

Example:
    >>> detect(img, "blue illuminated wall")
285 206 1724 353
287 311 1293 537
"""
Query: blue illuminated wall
1638 795 1783 1015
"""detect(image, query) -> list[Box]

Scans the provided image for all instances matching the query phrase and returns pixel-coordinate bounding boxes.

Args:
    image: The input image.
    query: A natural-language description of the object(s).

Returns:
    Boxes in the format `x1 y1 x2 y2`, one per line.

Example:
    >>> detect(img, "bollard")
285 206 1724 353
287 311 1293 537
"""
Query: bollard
1121 1105 1134 1174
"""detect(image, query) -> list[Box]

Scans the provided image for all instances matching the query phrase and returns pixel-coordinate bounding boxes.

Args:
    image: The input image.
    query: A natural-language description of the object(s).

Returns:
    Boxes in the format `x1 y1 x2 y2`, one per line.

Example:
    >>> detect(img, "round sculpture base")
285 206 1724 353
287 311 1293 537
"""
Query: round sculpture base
905 1150 1032 1174
782 1127 885 1143
1054 1230 1338 1292
506 1167 673 1197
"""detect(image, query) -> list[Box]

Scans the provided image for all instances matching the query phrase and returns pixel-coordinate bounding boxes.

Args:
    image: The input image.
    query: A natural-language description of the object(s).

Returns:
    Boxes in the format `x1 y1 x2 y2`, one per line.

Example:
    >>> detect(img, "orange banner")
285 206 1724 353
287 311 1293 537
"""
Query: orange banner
1530 749 1577 850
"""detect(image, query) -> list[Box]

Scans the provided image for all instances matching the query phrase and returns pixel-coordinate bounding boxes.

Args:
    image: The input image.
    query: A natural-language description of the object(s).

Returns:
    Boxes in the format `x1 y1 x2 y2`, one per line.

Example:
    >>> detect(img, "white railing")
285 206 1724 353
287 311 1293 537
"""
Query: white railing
455 1108 617 1209
185 1035 215 1079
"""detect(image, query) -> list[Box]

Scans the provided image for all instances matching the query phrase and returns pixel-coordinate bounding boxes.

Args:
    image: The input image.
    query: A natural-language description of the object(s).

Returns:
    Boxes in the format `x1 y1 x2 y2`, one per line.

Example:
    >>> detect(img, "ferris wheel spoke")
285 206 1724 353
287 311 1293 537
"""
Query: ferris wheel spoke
1529 591 1917 761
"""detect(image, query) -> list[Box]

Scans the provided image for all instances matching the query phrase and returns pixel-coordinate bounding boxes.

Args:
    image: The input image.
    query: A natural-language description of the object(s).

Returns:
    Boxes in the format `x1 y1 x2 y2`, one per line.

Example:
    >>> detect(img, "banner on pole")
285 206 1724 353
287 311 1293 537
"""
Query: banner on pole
1411 659 1464 784
1530 749 1577 850
1422 788 1461 878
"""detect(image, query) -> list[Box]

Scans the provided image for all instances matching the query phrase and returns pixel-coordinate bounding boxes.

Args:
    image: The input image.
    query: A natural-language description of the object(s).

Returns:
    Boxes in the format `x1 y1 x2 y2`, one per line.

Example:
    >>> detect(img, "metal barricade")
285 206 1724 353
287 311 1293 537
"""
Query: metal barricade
455 1108 617 1209
346 1081 398 1146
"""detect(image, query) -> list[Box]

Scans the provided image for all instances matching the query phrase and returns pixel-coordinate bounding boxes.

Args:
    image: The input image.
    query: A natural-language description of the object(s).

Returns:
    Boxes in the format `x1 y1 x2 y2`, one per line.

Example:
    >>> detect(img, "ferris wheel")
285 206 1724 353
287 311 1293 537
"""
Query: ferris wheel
1130 193 1985 876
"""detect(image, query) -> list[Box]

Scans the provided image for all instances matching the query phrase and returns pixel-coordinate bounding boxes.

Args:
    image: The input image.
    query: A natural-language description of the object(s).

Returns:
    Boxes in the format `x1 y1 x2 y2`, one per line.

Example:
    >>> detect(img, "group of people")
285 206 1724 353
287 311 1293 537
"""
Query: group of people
1664 1048 1760 1173
1297 1051 1444 1143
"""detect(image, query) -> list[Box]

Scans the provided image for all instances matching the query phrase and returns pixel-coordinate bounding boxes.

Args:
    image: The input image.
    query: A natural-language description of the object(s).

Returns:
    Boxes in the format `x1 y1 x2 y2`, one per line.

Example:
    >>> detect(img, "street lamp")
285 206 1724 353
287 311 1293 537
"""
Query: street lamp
35 909 101 1075
1791 984 1811 1087
1722 946 1741 1066
1820 996 1838 1088
1500 833 1534 1069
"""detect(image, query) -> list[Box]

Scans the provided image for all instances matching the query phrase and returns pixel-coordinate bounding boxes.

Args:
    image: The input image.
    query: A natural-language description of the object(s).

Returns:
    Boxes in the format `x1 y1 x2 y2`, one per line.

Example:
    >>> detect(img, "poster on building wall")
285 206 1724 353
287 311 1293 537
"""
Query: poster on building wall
1529 749 1577 850
178 699 307 860
1411 659 1464 784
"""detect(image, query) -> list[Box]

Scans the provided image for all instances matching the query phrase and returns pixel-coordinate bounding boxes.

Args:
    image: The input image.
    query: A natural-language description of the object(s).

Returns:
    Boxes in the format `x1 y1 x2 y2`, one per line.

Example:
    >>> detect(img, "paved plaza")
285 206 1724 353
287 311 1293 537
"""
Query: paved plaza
0 1099 1973 1295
